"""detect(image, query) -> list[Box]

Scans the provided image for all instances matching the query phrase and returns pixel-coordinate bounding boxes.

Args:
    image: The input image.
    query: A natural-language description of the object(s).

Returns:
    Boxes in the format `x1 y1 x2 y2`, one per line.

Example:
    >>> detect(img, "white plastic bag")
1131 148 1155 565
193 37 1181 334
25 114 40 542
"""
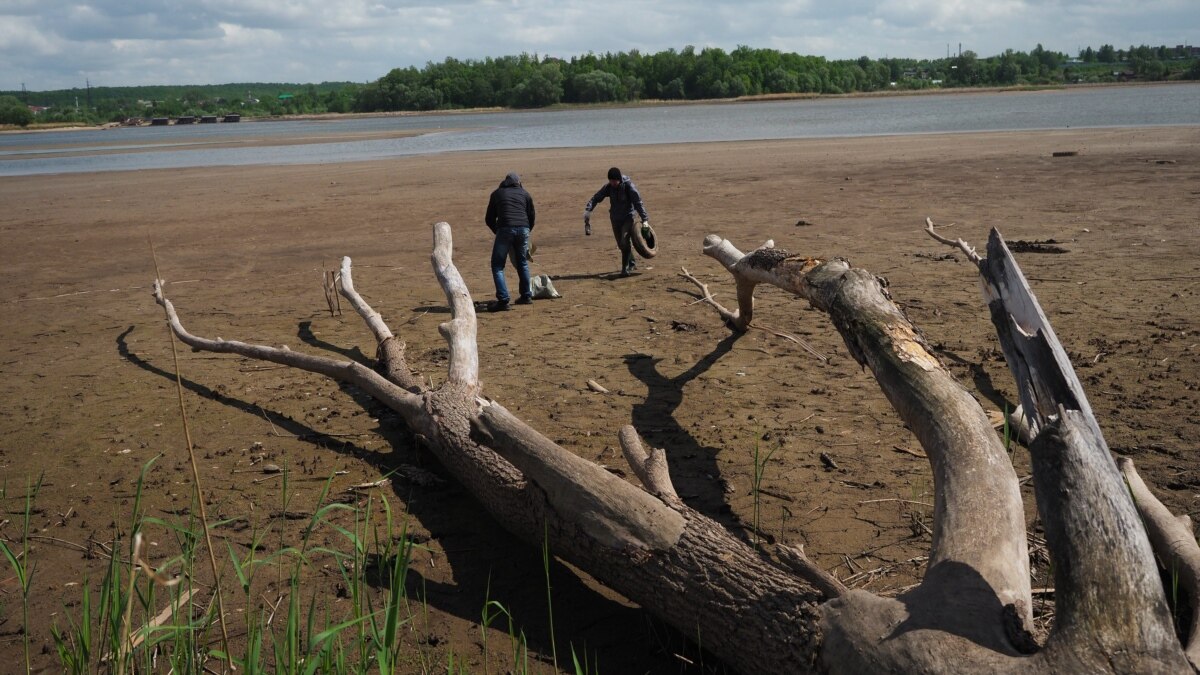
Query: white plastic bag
530 274 561 299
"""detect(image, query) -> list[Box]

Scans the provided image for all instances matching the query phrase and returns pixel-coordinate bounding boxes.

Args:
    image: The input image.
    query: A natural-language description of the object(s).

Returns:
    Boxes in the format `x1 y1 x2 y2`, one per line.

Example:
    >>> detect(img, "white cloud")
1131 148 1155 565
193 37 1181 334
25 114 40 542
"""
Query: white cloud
1 0 1196 90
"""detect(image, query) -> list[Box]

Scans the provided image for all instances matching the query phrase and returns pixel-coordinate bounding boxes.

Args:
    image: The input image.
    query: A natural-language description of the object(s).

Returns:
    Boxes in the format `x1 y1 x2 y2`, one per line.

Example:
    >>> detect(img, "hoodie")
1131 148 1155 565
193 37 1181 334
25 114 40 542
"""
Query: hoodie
585 175 648 224
485 172 536 233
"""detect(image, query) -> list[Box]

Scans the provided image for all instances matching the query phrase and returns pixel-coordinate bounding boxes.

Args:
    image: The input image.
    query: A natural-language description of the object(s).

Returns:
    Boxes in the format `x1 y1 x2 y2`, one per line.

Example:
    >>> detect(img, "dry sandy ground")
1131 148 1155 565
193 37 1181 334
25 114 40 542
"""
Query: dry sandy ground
0 126 1197 673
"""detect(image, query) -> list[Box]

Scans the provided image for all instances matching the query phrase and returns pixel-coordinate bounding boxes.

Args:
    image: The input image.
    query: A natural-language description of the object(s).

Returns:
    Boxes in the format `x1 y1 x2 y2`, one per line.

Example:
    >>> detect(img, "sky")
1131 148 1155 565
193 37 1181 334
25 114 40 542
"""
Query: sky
3 0 1198 92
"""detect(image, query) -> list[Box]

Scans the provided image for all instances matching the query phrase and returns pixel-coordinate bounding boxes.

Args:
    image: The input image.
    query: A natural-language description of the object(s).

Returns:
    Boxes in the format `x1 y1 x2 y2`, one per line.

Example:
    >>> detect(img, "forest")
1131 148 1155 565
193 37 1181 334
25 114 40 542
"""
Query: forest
3 42 1198 126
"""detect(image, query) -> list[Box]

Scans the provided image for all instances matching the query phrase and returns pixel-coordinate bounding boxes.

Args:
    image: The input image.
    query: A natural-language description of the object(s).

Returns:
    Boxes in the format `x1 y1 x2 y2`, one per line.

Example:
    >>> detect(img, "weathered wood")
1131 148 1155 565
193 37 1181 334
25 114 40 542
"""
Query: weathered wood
151 279 425 425
1119 457 1200 670
154 224 825 674
152 221 1196 674
337 256 420 391
617 425 679 504
926 223 1192 673
1028 412 1183 672
777 544 847 600
431 221 479 389
978 229 1100 439
701 235 1033 634
472 400 685 551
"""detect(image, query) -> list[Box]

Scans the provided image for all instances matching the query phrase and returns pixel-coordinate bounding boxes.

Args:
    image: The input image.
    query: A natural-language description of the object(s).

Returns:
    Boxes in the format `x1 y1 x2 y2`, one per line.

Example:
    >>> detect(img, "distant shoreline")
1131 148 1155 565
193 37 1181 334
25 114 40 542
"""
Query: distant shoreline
3 80 1194 135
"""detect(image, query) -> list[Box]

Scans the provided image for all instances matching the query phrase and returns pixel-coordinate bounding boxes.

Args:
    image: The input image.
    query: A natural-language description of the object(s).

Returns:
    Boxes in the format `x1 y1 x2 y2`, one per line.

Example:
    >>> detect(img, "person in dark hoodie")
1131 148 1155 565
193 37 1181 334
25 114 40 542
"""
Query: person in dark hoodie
484 172 536 311
583 167 649 277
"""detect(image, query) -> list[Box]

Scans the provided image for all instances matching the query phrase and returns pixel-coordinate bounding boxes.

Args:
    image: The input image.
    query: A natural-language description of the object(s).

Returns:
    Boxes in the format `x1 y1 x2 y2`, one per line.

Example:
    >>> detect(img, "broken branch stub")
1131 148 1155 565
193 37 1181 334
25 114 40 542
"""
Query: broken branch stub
978 228 1099 439
471 401 684 551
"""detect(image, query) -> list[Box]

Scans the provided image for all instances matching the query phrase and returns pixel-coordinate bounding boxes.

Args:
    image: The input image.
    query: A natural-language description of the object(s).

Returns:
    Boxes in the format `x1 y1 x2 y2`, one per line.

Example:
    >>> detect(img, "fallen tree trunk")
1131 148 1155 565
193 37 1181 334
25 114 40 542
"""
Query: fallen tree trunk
152 221 1194 673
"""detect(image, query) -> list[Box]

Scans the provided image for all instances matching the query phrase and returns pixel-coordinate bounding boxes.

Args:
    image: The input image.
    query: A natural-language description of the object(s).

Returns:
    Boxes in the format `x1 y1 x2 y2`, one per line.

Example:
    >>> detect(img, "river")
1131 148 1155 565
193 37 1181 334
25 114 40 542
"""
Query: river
1 84 1197 177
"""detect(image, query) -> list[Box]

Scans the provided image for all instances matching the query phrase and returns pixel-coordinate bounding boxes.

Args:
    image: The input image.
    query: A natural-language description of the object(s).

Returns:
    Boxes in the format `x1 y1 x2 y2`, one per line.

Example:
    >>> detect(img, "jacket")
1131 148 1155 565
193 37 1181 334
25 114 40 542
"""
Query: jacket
585 176 648 224
485 173 535 233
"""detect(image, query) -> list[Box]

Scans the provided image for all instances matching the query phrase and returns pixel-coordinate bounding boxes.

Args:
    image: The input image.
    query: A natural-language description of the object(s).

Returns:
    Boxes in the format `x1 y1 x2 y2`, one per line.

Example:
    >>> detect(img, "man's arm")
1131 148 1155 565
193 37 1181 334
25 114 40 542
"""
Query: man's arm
526 193 536 231
485 191 498 233
584 184 609 213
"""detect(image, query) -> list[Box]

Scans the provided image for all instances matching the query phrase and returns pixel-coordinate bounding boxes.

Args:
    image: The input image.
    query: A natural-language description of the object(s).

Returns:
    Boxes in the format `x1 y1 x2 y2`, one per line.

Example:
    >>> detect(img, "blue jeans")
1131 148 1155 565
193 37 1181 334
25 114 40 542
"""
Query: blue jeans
491 227 531 303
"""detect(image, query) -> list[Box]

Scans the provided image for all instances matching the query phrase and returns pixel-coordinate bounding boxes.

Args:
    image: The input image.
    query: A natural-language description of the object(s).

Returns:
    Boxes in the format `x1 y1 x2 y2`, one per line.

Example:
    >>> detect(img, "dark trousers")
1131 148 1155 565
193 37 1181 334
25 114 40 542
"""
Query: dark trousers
610 218 634 271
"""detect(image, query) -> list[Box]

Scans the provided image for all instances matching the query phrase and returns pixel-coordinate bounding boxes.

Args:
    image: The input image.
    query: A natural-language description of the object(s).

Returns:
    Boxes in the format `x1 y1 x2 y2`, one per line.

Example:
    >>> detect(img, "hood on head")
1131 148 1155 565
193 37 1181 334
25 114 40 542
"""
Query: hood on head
501 172 521 187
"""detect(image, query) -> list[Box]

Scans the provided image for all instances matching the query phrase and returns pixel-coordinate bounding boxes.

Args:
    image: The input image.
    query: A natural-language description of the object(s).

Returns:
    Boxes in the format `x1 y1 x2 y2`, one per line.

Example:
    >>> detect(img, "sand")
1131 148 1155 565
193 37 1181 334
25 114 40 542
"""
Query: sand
0 126 1197 672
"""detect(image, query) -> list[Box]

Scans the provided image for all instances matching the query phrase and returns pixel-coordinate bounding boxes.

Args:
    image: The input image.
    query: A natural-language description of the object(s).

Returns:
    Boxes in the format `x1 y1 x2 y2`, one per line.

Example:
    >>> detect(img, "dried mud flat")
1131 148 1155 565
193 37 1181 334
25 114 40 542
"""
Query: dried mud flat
0 126 1197 672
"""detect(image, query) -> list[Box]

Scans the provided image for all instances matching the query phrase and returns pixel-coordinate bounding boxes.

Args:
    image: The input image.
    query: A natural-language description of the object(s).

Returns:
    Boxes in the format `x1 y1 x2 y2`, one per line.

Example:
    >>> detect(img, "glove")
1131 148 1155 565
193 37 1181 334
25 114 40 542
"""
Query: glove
642 219 649 228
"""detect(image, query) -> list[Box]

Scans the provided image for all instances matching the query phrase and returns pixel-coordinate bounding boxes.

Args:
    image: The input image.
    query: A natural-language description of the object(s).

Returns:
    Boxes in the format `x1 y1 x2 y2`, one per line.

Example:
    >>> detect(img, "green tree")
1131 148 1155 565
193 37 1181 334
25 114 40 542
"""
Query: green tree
1133 58 1168 80
763 67 799 93
661 77 686 99
947 50 981 86
509 63 563 107
995 50 1021 84
0 95 34 126
1098 44 1116 63
571 70 622 103
1031 44 1061 75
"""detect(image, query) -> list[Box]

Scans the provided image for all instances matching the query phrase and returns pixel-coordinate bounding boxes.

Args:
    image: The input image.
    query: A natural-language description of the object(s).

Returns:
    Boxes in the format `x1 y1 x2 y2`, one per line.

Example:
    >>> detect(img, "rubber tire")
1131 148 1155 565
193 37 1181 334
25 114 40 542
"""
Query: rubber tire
631 222 658 259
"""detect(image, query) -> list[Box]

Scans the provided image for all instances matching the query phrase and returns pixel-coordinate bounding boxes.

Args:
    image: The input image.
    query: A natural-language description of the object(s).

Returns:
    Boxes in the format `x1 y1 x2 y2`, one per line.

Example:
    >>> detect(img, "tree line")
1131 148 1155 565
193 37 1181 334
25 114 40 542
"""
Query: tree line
4 43 1198 126
352 43 1199 111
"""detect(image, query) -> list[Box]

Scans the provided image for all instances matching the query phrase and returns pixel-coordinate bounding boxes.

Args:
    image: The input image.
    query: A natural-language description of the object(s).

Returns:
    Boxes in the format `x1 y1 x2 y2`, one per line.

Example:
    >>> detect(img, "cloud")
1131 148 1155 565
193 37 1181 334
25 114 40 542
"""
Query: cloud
2 0 1196 91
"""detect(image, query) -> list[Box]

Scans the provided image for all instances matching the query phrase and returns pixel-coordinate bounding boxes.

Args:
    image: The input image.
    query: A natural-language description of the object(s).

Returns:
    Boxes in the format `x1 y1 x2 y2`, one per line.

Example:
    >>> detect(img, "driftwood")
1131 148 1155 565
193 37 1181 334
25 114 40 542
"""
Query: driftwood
151 220 1198 673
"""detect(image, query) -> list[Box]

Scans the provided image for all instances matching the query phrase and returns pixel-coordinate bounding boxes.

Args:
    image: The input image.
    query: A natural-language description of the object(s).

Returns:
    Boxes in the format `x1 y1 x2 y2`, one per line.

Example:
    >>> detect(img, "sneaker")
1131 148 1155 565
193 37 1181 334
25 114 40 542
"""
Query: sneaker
486 300 510 312
515 296 533 305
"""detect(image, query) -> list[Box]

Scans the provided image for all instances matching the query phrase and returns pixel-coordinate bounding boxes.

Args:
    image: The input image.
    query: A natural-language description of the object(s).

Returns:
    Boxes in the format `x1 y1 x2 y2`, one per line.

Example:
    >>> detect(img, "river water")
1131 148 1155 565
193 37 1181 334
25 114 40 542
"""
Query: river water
1 84 1197 177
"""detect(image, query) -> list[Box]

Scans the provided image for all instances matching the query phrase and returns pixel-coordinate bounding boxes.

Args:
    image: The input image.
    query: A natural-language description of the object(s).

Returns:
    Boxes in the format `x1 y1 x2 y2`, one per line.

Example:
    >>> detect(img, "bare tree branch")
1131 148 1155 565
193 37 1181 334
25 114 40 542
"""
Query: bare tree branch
924 217 982 264
431 221 479 389
679 266 740 326
679 266 829 361
152 279 424 423
337 256 420 391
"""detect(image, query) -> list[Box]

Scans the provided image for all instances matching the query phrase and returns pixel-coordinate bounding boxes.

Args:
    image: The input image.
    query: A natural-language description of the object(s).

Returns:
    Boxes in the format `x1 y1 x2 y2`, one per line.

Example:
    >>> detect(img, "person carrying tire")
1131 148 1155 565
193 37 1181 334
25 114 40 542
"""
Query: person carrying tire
484 171 536 312
583 167 651 277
